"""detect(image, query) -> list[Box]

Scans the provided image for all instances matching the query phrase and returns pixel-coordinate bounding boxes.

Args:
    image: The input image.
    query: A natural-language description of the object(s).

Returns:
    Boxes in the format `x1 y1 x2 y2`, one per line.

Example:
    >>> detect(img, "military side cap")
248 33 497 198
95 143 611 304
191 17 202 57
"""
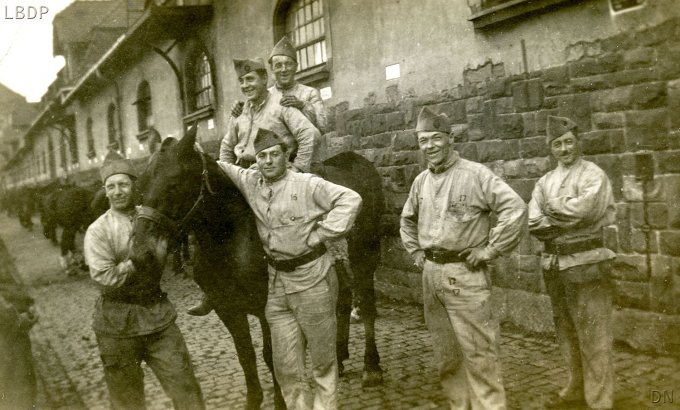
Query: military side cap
100 150 137 183
269 36 297 63
253 128 285 154
416 107 450 133
233 58 266 78
547 115 577 142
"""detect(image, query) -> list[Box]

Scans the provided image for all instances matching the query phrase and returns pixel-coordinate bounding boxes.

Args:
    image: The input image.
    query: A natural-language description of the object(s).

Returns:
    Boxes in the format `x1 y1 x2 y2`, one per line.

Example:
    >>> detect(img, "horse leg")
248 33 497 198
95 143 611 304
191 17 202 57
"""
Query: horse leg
336 283 352 377
212 306 263 410
355 265 383 387
60 228 77 275
259 316 286 410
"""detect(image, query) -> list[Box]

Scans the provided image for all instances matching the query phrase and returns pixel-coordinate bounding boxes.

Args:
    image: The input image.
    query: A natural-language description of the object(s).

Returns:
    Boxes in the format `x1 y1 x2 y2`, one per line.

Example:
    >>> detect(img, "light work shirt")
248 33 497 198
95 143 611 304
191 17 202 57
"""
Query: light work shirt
217 162 362 293
528 158 616 271
400 151 527 259
219 91 319 172
269 82 328 133
84 209 176 337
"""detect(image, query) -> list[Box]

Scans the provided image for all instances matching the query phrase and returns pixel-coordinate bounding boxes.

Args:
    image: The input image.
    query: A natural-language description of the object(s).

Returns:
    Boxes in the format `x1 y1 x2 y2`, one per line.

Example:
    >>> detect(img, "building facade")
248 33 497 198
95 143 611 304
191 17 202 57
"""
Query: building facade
4 0 680 353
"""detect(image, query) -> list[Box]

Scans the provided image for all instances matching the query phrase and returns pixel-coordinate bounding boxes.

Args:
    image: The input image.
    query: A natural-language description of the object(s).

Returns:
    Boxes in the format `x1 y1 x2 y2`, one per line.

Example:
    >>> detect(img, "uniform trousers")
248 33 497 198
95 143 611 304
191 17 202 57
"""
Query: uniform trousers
96 323 204 410
422 260 507 410
265 267 339 410
544 261 614 410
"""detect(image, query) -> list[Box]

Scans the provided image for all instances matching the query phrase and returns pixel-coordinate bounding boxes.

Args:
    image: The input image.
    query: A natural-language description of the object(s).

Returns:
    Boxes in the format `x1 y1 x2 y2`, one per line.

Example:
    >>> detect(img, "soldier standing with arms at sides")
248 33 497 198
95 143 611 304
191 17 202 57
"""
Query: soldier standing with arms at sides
218 128 362 410
400 107 527 410
529 116 615 410
84 151 205 410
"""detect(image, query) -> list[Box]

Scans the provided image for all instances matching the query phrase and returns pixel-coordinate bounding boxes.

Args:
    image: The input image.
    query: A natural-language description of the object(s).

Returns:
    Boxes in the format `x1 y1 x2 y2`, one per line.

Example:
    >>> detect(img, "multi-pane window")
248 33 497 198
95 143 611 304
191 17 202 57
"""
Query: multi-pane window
107 104 120 149
193 52 214 110
136 81 152 132
285 0 327 71
86 117 96 158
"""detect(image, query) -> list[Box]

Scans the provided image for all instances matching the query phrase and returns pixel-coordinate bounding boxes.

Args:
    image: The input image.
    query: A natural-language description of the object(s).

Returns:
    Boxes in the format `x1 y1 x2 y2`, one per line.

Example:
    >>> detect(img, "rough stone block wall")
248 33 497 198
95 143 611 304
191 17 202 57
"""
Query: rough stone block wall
321 18 680 354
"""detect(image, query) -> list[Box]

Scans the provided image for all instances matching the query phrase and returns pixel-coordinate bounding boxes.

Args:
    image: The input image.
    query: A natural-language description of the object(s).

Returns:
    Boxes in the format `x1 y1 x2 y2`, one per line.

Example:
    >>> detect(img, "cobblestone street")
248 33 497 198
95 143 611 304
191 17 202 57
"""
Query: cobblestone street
2 214 679 410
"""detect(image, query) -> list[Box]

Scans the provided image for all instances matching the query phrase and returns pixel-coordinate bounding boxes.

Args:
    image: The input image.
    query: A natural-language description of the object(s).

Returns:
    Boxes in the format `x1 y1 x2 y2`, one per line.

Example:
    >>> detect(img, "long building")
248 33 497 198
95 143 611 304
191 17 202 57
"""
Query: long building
3 0 680 353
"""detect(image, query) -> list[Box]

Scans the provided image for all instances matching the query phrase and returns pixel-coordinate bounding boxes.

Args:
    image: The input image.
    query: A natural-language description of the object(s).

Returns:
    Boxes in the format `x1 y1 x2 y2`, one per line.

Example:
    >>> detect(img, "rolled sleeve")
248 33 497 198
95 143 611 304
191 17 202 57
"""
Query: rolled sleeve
311 178 362 241
84 227 133 288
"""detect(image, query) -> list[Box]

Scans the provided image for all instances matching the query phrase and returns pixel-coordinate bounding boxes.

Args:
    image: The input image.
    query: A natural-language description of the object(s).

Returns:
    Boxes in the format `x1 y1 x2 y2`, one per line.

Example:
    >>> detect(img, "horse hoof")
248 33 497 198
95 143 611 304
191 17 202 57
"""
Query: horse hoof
245 395 263 410
361 370 383 387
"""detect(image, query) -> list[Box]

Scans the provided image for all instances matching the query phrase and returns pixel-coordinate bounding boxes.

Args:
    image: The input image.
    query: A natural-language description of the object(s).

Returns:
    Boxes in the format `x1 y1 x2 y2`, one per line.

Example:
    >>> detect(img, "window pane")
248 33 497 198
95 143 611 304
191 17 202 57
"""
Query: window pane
305 4 311 21
299 26 307 44
314 42 323 65
300 47 308 70
321 39 327 61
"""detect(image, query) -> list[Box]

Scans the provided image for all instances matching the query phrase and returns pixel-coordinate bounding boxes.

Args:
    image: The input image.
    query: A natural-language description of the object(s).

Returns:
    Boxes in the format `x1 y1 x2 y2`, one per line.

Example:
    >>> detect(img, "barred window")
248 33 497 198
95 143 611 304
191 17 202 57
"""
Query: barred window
107 103 120 150
192 52 214 110
135 81 152 132
86 117 96 158
285 0 327 71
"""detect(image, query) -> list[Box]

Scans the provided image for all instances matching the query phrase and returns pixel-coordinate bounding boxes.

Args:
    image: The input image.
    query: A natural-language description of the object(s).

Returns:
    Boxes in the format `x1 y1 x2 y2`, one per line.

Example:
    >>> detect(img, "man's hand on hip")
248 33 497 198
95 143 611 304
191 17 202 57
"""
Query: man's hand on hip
413 251 425 271
459 247 491 270
325 237 349 261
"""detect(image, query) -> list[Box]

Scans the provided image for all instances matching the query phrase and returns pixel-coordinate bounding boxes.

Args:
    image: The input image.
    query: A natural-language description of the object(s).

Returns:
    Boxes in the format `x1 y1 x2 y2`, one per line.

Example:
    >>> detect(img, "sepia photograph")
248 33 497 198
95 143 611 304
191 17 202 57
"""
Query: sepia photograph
0 0 679 409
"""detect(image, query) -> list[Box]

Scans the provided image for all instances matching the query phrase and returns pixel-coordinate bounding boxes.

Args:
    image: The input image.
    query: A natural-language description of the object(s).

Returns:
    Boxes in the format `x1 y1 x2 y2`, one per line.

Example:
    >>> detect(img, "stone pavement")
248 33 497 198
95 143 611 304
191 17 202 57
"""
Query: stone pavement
1 214 679 410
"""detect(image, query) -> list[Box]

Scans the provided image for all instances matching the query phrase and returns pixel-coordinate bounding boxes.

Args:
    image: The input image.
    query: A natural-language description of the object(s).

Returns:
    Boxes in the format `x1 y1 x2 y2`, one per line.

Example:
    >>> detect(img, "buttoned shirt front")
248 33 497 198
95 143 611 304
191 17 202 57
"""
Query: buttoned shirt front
219 91 319 172
269 82 328 133
84 209 176 337
528 158 616 271
217 162 362 293
400 151 527 258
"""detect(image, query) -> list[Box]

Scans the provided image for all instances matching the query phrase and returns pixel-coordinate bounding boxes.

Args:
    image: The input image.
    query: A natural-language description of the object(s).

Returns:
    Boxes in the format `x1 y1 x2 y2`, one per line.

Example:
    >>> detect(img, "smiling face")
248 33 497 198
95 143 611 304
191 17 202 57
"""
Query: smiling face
270 55 297 88
417 131 452 168
256 144 288 181
550 131 580 167
104 173 135 212
238 70 268 103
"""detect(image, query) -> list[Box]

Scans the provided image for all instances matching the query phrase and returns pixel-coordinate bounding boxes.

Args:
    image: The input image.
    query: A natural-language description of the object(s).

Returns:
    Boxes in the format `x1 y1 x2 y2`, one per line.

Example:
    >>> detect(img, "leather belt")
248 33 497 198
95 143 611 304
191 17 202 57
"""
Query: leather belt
544 237 603 256
267 244 327 272
103 291 167 306
424 249 464 264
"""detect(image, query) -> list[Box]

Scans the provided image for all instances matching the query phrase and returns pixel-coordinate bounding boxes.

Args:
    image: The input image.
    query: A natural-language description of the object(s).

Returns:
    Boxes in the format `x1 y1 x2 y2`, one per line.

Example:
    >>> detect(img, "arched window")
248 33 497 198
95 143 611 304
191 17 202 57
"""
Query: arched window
135 81 152 132
107 103 120 150
86 117 96 158
275 0 329 73
189 51 214 111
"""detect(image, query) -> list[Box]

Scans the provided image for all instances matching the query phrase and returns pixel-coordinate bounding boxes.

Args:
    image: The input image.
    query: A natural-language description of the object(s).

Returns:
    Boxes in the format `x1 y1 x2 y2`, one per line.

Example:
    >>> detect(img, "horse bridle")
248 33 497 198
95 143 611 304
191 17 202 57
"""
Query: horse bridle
135 147 216 235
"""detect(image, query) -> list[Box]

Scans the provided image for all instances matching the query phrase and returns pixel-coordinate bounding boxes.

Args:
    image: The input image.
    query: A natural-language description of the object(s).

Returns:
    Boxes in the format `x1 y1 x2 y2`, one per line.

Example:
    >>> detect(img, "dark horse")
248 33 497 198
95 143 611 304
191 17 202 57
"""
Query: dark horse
38 182 94 272
130 126 384 409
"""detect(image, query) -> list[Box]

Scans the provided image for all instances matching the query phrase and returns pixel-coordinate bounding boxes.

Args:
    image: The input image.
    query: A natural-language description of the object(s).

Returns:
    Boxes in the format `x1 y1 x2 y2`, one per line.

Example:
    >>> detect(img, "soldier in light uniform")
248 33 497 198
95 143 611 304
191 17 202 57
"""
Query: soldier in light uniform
84 152 205 410
400 107 526 410
218 128 362 410
529 116 615 410
219 58 318 172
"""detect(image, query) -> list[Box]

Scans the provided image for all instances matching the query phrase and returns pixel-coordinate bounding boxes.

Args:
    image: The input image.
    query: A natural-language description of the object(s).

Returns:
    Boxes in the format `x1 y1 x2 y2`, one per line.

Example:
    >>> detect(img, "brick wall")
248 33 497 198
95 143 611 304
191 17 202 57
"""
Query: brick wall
320 18 680 354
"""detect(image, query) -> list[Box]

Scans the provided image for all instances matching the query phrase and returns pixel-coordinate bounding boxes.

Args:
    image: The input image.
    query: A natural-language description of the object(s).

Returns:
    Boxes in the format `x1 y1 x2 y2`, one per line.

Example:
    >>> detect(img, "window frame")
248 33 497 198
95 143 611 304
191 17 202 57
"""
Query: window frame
86 116 96 159
107 103 121 151
273 0 332 85
468 0 579 29
183 43 217 123
134 81 153 133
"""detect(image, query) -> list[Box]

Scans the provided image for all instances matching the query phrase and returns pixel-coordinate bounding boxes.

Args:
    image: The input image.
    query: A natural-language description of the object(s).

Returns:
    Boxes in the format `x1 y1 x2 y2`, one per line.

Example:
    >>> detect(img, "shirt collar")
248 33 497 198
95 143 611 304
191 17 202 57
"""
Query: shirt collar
276 81 297 92
259 169 289 187
428 150 460 174
246 91 270 113
556 157 582 172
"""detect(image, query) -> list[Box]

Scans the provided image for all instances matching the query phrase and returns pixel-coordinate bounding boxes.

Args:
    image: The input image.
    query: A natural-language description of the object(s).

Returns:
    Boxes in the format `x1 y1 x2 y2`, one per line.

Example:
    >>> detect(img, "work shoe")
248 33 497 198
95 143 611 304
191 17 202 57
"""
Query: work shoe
187 295 213 316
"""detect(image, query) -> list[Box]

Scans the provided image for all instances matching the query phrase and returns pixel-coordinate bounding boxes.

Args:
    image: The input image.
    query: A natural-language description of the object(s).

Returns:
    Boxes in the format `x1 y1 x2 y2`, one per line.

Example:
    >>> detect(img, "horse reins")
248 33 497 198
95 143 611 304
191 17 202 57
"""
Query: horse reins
135 147 216 235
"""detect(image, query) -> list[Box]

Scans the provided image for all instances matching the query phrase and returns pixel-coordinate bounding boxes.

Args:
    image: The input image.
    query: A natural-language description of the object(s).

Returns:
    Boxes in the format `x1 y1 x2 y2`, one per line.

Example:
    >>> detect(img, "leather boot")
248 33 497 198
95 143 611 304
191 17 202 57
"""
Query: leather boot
187 293 213 316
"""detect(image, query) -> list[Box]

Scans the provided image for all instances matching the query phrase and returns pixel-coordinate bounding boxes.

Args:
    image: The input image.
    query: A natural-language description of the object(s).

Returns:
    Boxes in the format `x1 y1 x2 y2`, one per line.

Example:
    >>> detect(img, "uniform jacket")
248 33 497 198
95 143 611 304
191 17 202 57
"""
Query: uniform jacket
400 151 527 259
217 162 362 293
84 209 176 337
269 82 328 133
219 91 319 172
528 158 616 271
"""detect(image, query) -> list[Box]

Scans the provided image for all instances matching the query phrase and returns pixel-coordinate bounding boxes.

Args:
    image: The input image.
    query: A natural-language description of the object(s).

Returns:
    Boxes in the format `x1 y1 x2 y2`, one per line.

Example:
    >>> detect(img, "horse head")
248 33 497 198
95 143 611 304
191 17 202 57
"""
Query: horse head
130 124 205 271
